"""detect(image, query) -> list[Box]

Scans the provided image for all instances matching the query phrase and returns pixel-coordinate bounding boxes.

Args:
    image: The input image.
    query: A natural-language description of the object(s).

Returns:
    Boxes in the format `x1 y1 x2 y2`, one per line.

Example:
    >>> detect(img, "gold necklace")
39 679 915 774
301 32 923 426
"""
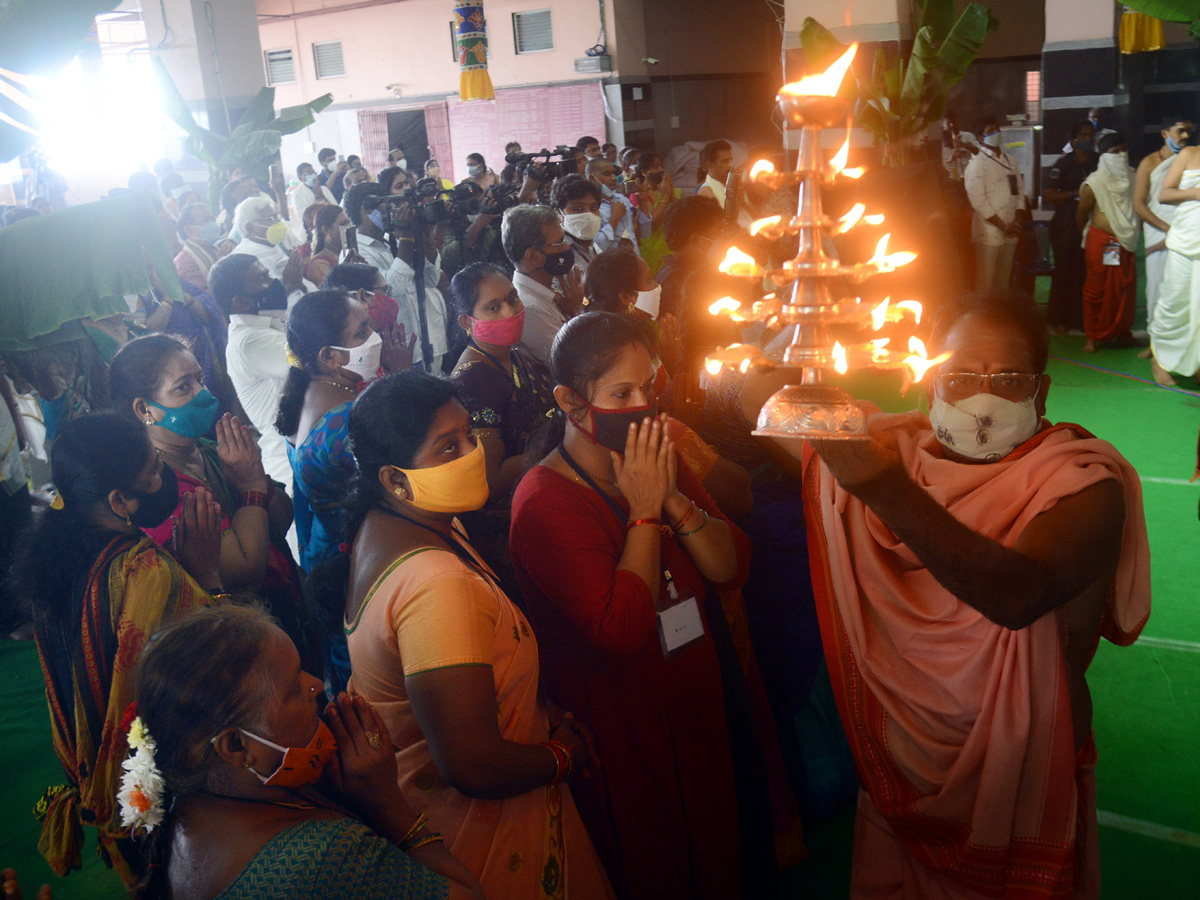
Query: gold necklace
558 449 618 487
312 378 356 394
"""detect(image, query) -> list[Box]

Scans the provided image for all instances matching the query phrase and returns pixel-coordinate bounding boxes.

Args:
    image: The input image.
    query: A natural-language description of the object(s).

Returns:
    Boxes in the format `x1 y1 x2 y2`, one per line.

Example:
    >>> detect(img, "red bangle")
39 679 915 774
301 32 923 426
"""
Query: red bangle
240 490 268 509
540 739 573 784
670 500 698 533
626 517 662 530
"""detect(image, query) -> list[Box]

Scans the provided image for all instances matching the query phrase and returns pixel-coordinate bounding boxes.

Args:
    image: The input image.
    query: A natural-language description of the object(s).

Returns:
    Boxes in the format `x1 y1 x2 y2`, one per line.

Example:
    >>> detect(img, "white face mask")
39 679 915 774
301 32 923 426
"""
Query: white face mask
325 161 337 172
1099 151 1129 175
634 283 662 320
563 211 602 242
929 391 1039 461
981 132 1002 149
599 182 615 198
397 158 407 170
331 330 382 383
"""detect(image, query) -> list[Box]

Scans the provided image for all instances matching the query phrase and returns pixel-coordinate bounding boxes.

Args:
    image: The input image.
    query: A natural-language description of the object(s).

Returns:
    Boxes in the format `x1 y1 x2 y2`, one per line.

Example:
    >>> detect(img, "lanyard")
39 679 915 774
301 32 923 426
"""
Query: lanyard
468 339 522 390
558 443 681 596
375 505 503 592
558 442 626 522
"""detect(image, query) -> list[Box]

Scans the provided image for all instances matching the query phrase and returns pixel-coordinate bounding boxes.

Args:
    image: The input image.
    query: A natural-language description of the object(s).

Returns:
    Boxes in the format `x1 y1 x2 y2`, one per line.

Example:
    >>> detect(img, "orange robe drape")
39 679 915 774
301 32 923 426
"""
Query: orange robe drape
803 412 1150 899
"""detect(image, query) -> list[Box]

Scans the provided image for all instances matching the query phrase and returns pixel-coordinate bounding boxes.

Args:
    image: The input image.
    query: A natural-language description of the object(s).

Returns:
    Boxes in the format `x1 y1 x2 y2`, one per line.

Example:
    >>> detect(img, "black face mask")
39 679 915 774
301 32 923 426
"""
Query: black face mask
126 465 179 530
575 399 659 454
542 248 575 277
255 279 288 311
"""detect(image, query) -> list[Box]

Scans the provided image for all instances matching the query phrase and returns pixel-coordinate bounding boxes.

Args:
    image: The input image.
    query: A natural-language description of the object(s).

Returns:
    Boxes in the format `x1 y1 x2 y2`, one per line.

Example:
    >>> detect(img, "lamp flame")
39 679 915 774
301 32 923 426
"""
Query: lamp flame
832 341 848 375
900 336 950 387
779 44 858 97
869 233 916 270
749 215 782 237
718 246 762 277
897 300 922 323
749 159 776 181
870 298 889 331
841 167 865 179
835 203 864 234
705 358 724 376
864 213 885 225
830 133 851 173
709 297 742 316
739 358 751 373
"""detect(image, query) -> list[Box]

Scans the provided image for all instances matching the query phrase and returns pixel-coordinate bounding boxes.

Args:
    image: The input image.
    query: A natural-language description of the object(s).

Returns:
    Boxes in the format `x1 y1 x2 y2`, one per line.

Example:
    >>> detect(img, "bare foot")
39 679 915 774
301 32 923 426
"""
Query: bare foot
1151 357 1177 387
1082 339 1096 353
1137 347 1153 359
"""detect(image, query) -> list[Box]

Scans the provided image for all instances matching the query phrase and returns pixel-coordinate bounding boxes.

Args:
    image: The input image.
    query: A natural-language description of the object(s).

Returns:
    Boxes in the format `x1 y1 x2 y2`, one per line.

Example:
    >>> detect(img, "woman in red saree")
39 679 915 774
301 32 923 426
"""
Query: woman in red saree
510 312 776 900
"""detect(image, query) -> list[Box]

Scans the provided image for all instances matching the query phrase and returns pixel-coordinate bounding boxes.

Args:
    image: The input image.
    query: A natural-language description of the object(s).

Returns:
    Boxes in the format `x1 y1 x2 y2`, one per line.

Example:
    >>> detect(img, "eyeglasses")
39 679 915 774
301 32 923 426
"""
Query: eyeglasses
934 372 1040 403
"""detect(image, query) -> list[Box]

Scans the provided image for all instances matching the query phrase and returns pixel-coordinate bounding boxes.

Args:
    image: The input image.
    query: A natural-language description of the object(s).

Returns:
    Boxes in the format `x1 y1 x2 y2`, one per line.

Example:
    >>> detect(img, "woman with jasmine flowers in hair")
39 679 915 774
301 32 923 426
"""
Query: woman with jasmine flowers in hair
6 413 226 887
125 605 482 899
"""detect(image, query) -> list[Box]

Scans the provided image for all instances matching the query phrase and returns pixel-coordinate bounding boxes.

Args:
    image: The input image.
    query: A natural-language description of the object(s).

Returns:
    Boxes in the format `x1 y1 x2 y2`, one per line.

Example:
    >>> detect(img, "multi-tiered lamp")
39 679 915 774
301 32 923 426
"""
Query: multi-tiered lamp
704 45 947 440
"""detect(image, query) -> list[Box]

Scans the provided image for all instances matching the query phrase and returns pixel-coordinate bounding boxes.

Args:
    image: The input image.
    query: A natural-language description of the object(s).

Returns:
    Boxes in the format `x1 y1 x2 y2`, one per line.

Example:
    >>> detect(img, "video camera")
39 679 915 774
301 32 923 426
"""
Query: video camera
365 178 483 231
505 146 577 182
480 182 522 216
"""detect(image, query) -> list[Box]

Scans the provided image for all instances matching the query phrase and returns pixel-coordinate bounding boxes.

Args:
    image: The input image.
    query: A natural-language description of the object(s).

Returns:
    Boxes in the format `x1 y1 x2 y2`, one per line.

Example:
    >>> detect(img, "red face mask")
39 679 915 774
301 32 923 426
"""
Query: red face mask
470 309 526 347
241 719 337 788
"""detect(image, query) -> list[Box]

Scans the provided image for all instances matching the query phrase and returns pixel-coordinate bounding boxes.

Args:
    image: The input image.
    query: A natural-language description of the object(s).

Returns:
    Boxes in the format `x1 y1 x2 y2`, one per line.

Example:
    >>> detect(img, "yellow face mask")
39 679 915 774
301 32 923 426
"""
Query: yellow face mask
393 440 489 514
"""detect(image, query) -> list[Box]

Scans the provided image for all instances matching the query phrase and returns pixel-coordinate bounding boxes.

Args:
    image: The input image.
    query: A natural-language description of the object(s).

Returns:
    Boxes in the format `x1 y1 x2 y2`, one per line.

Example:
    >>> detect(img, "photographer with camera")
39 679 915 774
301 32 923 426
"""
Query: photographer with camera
502 205 584 366
441 182 519 280
342 181 451 374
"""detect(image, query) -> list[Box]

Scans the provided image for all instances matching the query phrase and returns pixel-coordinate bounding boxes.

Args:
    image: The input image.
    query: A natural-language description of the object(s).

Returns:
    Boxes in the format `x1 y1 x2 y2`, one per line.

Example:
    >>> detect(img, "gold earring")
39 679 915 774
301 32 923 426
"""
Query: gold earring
394 488 407 500
124 514 132 527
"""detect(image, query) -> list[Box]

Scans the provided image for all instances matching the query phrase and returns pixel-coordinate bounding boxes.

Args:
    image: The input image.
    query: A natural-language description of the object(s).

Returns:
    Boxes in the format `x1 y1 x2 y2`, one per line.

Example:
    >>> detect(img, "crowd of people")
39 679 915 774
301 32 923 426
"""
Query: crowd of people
0 123 1158 899
951 106 1199 377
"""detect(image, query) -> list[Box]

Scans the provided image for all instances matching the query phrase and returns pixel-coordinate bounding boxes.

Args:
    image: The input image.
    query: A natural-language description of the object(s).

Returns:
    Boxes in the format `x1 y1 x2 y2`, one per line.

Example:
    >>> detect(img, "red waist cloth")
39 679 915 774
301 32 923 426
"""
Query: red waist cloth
1082 226 1136 341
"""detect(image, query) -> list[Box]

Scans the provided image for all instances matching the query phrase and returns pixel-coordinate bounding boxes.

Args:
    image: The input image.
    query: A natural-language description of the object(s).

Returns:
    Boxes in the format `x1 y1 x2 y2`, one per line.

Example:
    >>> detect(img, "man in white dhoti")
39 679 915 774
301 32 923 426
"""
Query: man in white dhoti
1148 144 1200 386
1134 116 1191 349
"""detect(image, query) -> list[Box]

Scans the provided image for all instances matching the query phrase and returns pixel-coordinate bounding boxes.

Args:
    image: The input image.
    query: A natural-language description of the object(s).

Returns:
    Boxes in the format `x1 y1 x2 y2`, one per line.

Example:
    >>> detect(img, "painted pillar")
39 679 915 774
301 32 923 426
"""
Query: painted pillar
1041 0 1120 167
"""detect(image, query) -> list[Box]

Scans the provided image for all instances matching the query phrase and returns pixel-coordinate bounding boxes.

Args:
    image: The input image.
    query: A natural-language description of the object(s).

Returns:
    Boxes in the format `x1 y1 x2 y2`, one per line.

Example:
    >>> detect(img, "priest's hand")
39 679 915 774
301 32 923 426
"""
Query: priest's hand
809 429 905 501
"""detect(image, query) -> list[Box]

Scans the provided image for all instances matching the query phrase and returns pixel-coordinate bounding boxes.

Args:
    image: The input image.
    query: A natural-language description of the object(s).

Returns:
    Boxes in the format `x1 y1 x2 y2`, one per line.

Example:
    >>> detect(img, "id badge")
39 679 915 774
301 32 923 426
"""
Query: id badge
1102 242 1121 266
1007 174 1018 196
656 570 706 659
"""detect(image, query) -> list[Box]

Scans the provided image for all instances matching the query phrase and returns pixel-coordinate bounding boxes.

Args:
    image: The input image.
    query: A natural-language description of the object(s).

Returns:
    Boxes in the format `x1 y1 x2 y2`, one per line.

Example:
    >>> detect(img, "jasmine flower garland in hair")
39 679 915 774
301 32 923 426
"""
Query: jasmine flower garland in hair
117 716 166 833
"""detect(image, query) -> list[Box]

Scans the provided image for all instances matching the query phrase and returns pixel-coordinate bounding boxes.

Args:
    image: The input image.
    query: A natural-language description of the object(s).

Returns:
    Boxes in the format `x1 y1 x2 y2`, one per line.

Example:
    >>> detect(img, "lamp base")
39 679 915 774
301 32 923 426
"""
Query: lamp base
751 384 869 440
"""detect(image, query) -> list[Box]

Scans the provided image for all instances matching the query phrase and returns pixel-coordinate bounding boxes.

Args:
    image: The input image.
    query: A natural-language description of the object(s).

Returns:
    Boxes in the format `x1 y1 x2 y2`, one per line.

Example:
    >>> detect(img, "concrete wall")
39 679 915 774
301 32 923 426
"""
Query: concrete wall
257 0 617 108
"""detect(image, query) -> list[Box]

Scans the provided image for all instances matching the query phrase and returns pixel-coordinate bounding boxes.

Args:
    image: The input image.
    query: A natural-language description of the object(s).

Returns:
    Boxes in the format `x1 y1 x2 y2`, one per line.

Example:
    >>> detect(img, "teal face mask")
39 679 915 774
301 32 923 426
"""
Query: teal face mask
147 388 219 438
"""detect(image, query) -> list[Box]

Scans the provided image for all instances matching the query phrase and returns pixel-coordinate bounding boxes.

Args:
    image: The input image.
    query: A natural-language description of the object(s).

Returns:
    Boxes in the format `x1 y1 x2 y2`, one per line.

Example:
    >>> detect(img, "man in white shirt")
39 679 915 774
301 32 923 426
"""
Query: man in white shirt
964 115 1029 295
343 181 450 372
287 162 335 244
208 253 293 491
230 197 311 302
502 204 584 366
587 158 640 254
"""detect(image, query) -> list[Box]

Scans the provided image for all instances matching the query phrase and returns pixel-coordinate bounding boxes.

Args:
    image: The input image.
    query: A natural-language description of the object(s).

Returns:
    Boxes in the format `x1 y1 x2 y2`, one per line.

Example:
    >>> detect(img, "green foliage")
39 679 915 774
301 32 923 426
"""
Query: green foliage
152 59 332 210
1121 1 1200 39
799 0 999 165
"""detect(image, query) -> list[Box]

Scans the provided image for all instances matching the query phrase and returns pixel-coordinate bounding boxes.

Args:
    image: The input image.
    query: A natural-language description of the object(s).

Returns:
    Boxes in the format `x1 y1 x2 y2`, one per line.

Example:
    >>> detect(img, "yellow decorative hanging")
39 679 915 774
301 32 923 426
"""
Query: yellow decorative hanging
454 2 495 101
1119 10 1165 54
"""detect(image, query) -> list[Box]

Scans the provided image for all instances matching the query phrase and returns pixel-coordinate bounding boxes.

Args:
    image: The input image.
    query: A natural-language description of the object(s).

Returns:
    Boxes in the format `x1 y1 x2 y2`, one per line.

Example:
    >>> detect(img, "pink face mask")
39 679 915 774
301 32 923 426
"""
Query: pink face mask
240 719 337 788
470 309 525 347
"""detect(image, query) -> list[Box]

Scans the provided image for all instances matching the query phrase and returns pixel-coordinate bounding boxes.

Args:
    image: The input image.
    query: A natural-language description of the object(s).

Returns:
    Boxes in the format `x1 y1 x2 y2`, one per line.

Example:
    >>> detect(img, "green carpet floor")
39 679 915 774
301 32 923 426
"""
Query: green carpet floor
3 293 1199 898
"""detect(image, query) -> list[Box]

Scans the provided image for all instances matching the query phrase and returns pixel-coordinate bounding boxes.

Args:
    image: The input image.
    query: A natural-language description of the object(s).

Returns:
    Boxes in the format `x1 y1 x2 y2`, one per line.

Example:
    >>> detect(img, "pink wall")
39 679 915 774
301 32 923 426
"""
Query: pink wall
257 0 618 109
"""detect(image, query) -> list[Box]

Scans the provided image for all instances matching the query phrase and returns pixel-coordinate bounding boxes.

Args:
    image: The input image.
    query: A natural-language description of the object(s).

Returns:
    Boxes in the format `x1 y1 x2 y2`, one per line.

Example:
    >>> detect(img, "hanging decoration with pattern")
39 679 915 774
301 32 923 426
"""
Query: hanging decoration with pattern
454 1 495 102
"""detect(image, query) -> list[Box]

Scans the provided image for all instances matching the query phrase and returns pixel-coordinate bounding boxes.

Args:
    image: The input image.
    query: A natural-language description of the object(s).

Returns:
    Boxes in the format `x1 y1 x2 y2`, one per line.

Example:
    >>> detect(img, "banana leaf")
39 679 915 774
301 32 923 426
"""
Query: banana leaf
1121 1 1200 38
916 0 957 43
899 26 940 117
936 3 1000 84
